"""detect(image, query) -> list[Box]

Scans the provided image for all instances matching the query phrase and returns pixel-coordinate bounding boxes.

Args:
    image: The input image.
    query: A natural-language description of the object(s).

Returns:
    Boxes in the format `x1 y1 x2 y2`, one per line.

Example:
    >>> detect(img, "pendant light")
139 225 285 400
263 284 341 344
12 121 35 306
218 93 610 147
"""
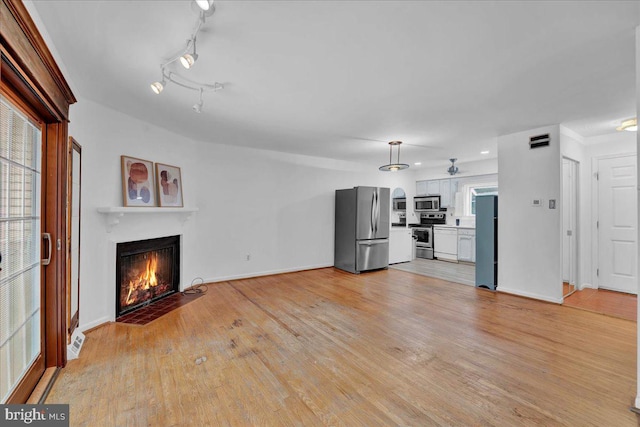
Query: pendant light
379 141 409 171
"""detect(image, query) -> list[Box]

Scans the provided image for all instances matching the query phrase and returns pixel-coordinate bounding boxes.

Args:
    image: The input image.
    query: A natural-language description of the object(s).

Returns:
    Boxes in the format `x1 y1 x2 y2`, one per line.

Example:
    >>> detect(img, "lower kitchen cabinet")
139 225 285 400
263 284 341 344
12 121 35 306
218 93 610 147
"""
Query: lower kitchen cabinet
389 228 413 264
434 227 458 262
457 228 476 263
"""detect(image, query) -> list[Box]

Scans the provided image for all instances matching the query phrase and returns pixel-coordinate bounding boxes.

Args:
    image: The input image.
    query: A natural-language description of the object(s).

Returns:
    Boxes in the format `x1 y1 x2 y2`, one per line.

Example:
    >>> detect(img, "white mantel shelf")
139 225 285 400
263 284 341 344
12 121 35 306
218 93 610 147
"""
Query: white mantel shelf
97 207 199 232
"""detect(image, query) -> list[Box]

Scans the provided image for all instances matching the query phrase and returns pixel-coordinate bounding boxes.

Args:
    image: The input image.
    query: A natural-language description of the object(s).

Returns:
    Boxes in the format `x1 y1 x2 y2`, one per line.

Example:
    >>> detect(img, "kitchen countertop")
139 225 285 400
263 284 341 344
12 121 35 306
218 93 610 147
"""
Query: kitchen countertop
433 224 475 229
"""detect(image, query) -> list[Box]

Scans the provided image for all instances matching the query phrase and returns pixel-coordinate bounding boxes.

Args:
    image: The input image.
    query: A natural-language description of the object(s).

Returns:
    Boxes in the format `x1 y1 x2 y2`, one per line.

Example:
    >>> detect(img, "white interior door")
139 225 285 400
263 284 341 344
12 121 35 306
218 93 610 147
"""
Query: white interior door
562 158 578 294
597 155 637 294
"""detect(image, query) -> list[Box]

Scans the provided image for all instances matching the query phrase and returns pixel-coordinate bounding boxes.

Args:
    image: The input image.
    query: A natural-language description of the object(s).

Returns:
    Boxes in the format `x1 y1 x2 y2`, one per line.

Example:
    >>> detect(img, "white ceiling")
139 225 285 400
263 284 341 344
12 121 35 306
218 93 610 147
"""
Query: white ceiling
29 1 639 169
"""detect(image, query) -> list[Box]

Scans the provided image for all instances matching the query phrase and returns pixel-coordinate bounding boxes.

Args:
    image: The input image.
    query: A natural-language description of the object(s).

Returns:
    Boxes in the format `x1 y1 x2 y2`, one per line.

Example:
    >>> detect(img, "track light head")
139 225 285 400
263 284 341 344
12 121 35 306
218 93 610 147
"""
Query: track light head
180 52 198 69
150 80 164 94
195 0 213 11
193 88 204 113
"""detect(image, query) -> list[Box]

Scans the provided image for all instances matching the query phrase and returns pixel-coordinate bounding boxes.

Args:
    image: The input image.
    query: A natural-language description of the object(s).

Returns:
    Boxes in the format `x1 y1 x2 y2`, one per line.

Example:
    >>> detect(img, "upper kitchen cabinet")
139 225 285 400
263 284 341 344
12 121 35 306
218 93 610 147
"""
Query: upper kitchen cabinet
416 178 458 208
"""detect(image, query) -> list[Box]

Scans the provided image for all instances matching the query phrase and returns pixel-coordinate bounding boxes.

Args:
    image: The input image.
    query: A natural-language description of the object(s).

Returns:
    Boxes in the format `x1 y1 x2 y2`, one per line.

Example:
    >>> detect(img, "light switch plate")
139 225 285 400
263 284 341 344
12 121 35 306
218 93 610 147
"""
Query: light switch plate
549 199 556 209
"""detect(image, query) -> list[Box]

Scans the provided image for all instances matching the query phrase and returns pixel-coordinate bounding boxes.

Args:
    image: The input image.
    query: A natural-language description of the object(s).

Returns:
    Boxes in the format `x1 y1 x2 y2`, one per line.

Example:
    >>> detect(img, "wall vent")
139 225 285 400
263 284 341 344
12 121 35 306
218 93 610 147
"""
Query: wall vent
529 133 550 149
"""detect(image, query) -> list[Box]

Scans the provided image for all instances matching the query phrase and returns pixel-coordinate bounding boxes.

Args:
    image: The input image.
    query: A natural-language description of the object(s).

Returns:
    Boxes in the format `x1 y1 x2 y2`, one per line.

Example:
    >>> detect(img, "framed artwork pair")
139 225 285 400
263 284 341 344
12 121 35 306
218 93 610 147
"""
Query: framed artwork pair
121 156 183 207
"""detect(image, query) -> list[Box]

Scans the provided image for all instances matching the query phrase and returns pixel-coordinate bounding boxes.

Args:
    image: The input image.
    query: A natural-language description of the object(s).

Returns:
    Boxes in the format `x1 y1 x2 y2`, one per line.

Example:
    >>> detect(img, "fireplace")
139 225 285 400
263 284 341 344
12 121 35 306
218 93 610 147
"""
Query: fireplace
116 235 180 318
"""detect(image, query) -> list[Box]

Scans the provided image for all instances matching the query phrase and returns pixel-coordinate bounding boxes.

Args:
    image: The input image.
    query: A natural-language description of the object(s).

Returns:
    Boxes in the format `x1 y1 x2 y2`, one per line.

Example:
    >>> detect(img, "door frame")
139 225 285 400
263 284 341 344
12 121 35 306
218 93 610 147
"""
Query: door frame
592 152 637 290
1 0 76 402
561 156 579 297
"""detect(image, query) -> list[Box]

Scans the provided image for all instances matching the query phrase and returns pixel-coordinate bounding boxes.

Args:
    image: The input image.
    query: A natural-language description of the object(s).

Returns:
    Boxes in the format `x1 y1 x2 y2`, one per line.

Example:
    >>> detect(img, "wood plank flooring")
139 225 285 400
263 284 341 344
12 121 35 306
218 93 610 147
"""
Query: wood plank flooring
46 268 638 426
393 260 636 321
390 258 475 286
564 288 637 322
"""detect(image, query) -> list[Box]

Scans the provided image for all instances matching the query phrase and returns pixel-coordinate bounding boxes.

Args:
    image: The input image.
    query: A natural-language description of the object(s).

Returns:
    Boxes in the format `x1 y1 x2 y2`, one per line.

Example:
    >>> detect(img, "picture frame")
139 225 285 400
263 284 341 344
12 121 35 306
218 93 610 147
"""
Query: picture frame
155 163 184 207
121 156 156 207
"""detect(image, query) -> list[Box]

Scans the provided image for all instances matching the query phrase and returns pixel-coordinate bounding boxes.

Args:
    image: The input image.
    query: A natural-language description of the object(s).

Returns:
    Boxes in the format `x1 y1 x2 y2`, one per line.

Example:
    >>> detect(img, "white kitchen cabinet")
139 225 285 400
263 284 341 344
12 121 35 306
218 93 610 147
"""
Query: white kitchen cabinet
440 179 451 207
416 180 428 196
457 228 476 263
389 228 413 264
434 226 458 262
415 178 457 208
426 180 440 195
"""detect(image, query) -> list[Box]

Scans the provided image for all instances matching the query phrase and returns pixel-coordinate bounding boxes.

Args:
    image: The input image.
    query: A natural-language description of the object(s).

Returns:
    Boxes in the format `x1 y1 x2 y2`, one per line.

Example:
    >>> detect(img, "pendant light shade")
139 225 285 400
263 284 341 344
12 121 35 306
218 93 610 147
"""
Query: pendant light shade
379 141 410 172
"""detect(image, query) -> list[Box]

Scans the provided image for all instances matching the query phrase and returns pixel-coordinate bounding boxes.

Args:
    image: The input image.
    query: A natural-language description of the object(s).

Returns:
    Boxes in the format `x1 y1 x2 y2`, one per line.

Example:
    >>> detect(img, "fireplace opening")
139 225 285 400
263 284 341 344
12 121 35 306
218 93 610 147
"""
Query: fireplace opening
116 235 180 318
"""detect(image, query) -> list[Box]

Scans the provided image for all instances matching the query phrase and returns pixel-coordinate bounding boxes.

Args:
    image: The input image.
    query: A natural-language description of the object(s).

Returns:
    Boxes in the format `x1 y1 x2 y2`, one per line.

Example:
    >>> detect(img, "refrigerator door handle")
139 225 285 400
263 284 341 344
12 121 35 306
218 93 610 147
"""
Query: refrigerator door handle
371 192 375 235
358 239 388 245
373 189 378 235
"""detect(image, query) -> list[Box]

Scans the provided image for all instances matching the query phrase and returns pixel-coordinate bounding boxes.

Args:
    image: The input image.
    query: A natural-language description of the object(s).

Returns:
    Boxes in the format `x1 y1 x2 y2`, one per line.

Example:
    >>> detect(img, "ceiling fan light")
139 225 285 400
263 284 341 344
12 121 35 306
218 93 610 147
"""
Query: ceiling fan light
150 81 164 94
195 0 213 11
180 53 198 69
616 118 637 132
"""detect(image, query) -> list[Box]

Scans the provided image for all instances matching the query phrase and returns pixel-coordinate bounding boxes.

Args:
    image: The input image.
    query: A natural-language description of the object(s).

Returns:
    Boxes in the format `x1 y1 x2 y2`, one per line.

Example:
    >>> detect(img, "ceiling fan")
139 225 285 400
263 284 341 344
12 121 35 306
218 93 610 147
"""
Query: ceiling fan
447 158 459 175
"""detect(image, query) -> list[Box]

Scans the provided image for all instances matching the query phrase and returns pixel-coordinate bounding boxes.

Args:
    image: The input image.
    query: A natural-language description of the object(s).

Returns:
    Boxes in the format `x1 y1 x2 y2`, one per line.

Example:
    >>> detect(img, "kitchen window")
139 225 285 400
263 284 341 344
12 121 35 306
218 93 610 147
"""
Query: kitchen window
465 183 498 216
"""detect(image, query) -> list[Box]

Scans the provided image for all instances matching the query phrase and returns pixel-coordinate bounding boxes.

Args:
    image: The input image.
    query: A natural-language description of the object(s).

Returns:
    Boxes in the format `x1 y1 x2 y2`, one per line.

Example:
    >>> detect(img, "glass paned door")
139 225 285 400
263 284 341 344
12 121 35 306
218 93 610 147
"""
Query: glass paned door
0 96 43 403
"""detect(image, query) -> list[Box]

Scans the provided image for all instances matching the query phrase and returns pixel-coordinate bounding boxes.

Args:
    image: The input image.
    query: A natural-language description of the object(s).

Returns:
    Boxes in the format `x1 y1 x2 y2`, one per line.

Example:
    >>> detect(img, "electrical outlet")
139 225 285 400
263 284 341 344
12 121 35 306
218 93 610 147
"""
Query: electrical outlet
246 254 251 261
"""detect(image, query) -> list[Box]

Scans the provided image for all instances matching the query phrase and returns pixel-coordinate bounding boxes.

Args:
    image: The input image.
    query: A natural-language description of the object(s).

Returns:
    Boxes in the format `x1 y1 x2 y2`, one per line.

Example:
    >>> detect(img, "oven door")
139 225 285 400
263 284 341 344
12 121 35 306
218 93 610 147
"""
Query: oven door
413 227 433 248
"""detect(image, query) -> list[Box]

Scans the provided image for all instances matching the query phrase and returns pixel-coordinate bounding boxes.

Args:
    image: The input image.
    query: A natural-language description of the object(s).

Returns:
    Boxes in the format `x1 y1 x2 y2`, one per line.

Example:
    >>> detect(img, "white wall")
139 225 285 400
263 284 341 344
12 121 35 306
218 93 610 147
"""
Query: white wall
69 97 414 330
497 125 563 303
412 157 498 182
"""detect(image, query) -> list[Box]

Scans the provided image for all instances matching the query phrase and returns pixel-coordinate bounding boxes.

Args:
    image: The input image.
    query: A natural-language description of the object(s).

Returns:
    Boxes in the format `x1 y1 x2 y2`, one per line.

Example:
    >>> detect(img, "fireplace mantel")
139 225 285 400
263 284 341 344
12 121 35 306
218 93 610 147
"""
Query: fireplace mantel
97 207 198 232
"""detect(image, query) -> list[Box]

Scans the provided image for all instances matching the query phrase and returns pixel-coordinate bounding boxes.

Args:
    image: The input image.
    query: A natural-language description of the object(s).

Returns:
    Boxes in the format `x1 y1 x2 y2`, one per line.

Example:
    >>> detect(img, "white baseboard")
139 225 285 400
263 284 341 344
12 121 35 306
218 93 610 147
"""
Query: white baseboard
203 263 333 284
79 316 112 333
498 286 563 304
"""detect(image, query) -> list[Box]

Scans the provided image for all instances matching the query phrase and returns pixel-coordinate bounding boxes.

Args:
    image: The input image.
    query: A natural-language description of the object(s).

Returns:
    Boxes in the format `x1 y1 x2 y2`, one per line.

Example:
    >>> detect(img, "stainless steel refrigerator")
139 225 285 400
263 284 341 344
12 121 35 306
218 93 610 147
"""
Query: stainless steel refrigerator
475 195 498 290
334 186 390 273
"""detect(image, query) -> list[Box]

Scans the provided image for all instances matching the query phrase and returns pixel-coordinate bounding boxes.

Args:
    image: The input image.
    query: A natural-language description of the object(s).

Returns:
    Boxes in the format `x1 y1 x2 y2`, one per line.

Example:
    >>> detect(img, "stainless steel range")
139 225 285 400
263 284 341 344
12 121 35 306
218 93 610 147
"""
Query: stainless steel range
410 212 446 259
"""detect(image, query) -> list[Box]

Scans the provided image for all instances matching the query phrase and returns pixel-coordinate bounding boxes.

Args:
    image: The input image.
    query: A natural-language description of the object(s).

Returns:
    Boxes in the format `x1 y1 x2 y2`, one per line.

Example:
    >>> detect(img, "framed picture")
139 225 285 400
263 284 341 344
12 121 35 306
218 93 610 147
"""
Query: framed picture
121 156 156 207
155 163 184 207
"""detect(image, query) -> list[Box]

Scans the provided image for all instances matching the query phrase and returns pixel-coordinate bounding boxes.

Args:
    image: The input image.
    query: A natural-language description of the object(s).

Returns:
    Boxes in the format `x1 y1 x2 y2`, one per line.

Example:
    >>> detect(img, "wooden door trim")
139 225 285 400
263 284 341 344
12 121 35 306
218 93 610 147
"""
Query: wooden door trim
1 0 76 120
1 0 75 402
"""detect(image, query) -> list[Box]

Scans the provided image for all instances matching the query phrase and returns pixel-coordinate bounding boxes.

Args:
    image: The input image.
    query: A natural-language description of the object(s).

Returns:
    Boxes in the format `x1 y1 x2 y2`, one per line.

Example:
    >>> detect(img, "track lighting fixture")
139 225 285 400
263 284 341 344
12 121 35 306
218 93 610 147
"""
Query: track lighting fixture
195 0 214 11
616 118 637 132
150 80 165 95
193 89 204 113
180 37 199 69
149 1 223 113
180 52 197 69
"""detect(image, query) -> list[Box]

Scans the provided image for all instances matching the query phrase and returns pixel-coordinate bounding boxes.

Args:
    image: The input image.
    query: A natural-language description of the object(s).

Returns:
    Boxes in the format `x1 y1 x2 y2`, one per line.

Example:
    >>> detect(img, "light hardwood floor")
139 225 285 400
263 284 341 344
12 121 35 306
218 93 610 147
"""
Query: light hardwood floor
390 258 475 286
46 268 638 426
393 259 636 321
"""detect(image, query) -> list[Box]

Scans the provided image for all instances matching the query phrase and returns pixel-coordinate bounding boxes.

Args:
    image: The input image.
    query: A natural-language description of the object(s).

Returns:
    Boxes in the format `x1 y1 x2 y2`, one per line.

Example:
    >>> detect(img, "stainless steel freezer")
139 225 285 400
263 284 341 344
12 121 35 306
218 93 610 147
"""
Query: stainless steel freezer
334 186 390 273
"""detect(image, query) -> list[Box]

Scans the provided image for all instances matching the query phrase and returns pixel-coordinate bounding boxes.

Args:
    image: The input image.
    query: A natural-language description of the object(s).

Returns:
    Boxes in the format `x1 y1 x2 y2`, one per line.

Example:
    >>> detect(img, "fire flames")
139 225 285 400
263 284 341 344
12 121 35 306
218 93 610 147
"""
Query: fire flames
125 253 159 305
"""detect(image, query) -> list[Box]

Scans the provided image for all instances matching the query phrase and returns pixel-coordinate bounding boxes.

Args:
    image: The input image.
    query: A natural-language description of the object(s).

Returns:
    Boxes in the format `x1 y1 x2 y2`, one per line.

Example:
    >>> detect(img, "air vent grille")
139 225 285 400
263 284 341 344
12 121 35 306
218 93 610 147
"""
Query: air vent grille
529 133 550 149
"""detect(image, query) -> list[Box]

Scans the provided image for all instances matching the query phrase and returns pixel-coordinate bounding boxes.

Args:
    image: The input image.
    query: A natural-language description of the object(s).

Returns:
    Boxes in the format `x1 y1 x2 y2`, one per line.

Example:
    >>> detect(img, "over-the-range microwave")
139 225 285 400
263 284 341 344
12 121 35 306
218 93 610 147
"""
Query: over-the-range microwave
414 195 440 212
392 197 406 211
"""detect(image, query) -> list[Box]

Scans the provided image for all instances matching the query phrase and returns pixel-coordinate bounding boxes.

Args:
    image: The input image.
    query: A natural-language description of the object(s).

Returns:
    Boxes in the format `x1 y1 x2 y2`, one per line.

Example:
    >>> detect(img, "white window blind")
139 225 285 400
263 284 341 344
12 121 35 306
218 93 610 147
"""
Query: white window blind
0 97 42 403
